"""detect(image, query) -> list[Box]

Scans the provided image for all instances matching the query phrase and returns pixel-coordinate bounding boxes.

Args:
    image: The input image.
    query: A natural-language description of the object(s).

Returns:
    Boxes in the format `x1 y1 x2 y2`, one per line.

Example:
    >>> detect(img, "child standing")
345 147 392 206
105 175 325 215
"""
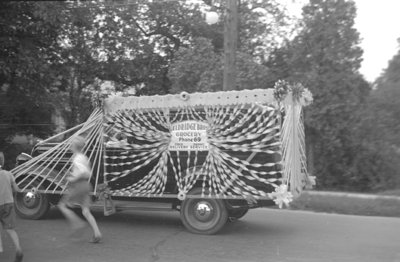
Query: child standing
0 153 23 262
58 136 102 243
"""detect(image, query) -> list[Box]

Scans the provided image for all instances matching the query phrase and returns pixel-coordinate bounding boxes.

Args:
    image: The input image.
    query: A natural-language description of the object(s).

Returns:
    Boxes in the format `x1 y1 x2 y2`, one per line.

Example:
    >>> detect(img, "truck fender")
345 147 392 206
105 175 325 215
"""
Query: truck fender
14 165 68 193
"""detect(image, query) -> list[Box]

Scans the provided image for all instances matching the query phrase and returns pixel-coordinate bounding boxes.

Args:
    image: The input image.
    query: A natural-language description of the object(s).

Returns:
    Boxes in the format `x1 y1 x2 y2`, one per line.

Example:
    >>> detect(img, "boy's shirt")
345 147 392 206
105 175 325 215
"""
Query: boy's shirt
0 170 15 205
69 153 91 182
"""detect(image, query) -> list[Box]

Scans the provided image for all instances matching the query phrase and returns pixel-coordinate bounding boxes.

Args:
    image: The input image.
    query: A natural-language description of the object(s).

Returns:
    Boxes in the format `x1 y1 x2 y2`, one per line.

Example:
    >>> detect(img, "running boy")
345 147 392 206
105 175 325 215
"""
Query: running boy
58 136 102 243
0 152 23 262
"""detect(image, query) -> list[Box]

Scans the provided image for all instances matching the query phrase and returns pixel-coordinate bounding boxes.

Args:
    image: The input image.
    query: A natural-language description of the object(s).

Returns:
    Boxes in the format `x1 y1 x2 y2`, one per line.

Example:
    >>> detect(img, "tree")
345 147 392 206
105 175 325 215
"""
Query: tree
95 0 289 93
0 2 61 132
201 0 290 57
266 0 371 190
0 2 64 167
168 37 274 93
370 46 400 148
351 45 400 191
0 1 60 133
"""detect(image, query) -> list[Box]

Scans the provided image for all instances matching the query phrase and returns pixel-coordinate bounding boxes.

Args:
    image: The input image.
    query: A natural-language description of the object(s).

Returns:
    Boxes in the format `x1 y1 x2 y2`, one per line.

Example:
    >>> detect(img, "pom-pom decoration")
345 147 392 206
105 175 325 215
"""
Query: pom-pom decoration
267 184 293 208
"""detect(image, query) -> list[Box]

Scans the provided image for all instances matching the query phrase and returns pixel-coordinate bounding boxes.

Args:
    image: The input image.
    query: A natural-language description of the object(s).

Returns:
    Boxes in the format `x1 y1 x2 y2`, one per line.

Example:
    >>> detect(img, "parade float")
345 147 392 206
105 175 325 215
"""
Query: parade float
11 81 314 234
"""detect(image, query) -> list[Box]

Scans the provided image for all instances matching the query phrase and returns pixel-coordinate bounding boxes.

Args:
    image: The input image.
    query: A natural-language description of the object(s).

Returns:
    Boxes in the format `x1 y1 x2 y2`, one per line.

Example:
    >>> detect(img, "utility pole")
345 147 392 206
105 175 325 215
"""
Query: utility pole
223 0 238 91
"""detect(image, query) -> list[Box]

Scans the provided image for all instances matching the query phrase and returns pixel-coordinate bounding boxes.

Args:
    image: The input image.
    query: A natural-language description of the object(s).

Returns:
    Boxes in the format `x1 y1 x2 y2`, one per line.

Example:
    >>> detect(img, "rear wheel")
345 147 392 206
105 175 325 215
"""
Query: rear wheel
14 180 50 220
228 208 249 222
180 188 228 235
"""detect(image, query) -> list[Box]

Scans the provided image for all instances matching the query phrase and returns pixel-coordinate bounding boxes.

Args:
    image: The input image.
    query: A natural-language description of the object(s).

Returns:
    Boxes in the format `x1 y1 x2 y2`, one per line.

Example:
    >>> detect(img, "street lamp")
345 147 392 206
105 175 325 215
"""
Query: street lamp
205 11 219 25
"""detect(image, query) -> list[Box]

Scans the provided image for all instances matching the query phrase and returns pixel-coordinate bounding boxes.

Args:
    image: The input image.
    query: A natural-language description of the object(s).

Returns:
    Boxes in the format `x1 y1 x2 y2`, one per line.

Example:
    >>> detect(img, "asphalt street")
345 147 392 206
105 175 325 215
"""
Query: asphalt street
0 207 399 262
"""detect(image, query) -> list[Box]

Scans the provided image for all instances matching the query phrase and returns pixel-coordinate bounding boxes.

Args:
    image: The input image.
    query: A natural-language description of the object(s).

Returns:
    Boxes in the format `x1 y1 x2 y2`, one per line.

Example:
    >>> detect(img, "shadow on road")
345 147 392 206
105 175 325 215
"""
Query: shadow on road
40 207 294 237
221 220 295 237
45 207 182 227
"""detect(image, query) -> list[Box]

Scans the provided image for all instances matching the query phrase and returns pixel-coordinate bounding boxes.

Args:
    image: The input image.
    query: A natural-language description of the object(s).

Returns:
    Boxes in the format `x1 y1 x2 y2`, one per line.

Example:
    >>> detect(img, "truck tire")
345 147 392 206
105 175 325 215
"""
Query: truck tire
228 208 249 222
180 188 228 235
14 180 50 220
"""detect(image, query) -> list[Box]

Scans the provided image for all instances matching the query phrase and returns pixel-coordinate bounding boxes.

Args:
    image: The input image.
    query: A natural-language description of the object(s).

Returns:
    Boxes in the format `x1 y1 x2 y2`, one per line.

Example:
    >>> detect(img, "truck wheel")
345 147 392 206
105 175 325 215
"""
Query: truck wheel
228 208 249 222
180 188 228 235
14 180 50 220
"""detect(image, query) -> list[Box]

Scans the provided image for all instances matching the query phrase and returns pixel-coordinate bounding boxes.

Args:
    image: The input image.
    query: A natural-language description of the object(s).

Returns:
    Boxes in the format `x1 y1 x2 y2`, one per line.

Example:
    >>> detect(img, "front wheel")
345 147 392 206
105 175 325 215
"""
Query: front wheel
180 188 228 235
14 180 50 220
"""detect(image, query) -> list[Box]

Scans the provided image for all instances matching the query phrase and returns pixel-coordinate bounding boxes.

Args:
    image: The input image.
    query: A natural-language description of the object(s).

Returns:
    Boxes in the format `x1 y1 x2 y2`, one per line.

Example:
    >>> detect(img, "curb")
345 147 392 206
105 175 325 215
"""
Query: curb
302 190 400 201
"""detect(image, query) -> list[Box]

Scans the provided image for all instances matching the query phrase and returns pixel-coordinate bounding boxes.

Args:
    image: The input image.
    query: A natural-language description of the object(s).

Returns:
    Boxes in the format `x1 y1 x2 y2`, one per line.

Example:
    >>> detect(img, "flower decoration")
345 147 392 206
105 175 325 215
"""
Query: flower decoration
305 175 316 190
273 80 291 103
273 80 313 107
300 88 313 107
267 184 293 209
90 92 103 108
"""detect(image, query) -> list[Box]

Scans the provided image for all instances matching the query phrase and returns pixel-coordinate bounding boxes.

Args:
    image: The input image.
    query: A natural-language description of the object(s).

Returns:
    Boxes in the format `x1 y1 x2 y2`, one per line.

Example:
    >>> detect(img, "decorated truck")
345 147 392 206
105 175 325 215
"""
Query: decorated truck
11 83 314 235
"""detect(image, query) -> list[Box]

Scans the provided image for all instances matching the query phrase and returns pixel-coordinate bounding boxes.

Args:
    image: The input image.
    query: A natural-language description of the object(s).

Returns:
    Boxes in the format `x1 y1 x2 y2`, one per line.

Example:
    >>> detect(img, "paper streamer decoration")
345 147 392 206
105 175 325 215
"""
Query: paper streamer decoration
10 87 313 207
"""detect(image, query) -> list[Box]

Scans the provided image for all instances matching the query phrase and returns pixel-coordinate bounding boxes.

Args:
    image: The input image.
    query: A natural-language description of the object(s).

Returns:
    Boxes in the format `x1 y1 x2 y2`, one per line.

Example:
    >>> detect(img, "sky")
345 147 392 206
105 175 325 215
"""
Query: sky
284 0 400 83
354 0 400 82
199 0 400 83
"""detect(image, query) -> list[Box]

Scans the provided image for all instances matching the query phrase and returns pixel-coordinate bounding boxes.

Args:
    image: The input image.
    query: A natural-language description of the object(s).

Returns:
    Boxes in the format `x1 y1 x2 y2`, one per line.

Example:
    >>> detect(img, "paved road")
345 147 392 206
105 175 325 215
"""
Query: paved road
1 207 399 262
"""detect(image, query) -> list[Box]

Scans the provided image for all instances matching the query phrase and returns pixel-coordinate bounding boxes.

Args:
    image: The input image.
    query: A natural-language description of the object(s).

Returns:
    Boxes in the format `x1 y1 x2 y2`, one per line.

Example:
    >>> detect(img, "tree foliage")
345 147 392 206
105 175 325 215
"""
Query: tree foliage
265 0 372 191
352 46 400 191
0 2 59 140
168 37 273 93
1 0 289 124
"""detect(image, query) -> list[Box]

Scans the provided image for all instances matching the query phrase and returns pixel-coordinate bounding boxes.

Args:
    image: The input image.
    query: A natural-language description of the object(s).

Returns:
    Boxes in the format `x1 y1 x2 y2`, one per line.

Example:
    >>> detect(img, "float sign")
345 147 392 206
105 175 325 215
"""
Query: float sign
169 121 209 151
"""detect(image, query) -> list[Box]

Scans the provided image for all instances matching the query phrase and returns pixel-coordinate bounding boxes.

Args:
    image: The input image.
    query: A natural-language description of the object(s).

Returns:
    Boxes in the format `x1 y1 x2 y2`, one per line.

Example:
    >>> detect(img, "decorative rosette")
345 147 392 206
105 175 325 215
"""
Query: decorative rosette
177 190 186 201
291 82 313 107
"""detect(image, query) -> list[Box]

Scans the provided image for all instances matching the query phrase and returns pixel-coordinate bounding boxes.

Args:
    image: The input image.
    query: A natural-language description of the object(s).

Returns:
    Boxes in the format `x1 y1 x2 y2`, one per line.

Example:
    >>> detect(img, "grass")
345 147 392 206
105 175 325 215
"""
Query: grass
290 191 400 218
378 189 400 196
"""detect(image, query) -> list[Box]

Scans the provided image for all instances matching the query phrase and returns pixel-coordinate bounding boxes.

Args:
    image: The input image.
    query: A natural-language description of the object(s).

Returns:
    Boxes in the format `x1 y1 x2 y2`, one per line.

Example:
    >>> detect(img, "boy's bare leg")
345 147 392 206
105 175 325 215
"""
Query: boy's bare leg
58 202 85 230
81 207 101 239
5 229 22 253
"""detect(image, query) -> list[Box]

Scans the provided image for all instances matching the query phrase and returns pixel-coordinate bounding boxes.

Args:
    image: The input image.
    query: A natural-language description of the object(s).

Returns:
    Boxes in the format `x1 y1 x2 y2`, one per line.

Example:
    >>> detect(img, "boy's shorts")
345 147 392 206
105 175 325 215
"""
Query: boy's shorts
61 179 92 208
0 203 16 229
